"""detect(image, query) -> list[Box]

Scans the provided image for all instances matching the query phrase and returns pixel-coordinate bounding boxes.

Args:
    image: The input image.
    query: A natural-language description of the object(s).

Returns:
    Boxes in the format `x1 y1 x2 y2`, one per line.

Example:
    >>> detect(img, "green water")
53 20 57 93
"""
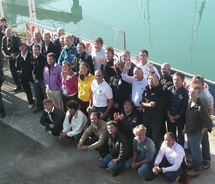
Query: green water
2 0 215 81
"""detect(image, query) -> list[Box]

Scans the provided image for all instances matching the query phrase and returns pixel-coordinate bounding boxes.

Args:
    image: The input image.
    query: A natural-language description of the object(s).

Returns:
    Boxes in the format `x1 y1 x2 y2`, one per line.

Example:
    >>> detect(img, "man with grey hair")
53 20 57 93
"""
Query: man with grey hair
121 50 136 76
54 27 65 52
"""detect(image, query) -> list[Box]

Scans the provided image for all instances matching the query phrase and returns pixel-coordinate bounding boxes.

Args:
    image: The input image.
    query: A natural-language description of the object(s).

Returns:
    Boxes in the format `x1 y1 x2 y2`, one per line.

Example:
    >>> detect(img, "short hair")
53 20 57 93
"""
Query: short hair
192 75 204 84
47 52 56 60
5 27 12 32
105 46 114 56
134 67 143 72
147 73 159 81
60 35 65 40
173 71 185 81
165 132 175 140
43 32 51 37
64 34 73 41
133 124 147 135
107 121 119 128
0 17 7 22
77 42 86 49
57 27 65 33
93 37 103 45
122 50 131 57
90 111 101 120
139 49 148 56
33 30 42 37
33 44 40 50
43 98 53 105
190 84 201 94
124 99 134 107
66 100 78 111
95 69 104 76
62 60 72 75
79 62 91 76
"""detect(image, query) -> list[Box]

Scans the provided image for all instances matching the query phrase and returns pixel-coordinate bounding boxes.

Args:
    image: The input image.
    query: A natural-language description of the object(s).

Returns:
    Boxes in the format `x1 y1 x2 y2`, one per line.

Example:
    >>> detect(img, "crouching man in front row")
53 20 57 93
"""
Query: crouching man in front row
125 124 157 181
40 98 65 135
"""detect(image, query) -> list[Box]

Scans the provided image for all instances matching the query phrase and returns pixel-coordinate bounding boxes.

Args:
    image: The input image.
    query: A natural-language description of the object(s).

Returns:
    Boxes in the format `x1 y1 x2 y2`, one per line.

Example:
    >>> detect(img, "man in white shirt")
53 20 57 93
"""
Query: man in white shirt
59 100 87 141
121 62 147 109
137 49 160 80
87 69 114 120
153 132 186 183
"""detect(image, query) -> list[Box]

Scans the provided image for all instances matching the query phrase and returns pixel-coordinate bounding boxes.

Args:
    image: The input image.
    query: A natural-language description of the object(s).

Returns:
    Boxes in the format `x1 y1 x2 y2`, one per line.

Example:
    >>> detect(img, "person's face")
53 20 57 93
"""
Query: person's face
121 53 130 63
0 20 6 27
47 56 55 66
44 102 53 111
139 52 148 62
94 42 102 52
57 31 64 38
164 135 175 148
134 68 143 81
107 124 117 135
124 102 133 113
6 30 13 38
90 114 99 127
189 87 200 102
65 38 73 48
135 129 146 142
34 33 41 43
173 75 183 89
161 64 170 77
80 64 89 76
19 44 27 52
77 44 85 55
60 37 65 47
95 70 103 83
43 35 50 44
62 63 70 74
33 47 40 56
147 76 154 86
105 50 113 61
67 108 76 116
192 80 203 88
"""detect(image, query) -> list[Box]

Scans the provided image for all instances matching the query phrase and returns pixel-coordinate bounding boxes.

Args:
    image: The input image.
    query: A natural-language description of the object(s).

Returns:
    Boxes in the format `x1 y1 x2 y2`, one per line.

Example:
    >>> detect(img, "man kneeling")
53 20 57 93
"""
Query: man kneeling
153 132 186 183
125 124 156 181
59 100 88 141
98 121 129 177
40 99 65 136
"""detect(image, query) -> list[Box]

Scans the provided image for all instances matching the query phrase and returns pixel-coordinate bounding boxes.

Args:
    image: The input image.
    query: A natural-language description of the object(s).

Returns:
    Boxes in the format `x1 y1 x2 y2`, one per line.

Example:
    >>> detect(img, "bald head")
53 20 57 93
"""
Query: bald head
161 63 171 77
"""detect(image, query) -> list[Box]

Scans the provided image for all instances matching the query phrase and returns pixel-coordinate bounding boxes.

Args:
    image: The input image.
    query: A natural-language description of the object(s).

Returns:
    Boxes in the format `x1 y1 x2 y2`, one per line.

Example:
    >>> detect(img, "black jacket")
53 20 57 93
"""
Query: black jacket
30 53 47 80
160 75 173 92
41 41 60 61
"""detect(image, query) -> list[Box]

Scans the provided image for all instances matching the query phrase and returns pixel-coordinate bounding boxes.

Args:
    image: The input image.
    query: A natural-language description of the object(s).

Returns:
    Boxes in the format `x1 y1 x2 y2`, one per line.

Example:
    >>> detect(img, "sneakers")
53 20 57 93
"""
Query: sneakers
187 169 201 177
170 176 181 184
202 161 210 169
33 108 42 114
13 87 22 92
28 103 35 109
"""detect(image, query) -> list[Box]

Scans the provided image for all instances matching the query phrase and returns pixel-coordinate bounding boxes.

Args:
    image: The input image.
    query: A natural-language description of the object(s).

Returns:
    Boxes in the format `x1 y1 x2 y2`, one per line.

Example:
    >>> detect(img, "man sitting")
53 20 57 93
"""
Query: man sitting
40 99 65 136
59 100 87 141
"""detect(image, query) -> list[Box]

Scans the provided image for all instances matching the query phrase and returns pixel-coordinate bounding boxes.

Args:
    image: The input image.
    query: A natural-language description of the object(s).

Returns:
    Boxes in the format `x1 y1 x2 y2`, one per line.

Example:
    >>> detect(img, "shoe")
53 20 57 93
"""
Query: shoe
170 176 181 184
33 108 42 114
1 113 6 118
187 169 200 177
202 161 210 169
112 172 120 177
145 173 156 181
13 87 22 92
28 103 35 109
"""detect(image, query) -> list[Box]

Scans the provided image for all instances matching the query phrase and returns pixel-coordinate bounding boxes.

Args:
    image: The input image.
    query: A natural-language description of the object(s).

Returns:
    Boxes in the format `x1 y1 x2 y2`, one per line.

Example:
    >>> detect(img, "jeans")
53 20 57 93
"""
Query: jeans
125 156 154 178
0 92 5 114
20 76 34 104
188 133 204 172
99 153 124 173
33 79 47 109
201 131 211 162
167 117 185 147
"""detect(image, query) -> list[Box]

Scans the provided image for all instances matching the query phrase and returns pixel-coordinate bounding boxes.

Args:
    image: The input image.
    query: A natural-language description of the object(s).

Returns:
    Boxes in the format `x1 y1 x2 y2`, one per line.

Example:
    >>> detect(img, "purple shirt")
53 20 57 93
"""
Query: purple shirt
43 63 62 91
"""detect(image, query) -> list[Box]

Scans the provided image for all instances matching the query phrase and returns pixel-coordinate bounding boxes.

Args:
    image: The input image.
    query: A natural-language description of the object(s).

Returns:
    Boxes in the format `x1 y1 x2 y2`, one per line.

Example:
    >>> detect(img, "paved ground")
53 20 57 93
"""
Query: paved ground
1 57 215 184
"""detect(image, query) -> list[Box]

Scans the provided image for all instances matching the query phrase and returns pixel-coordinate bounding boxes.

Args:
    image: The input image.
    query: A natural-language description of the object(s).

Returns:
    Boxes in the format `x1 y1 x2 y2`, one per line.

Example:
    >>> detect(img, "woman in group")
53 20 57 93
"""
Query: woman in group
78 62 94 116
61 60 78 112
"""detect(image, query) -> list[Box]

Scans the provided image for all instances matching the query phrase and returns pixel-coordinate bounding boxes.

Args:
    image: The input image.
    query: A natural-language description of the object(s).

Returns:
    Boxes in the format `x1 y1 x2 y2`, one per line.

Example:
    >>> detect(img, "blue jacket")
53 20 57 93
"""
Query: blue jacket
58 44 77 65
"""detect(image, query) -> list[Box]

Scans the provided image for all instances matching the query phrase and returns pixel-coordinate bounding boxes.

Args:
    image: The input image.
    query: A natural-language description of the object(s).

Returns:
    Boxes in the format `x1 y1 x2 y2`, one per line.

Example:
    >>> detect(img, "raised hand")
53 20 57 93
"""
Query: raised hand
146 61 154 73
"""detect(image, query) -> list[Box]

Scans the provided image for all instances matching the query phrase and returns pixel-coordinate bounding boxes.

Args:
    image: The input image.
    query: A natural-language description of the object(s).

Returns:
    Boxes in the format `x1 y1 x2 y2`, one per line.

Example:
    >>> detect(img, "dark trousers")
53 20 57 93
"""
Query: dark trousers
0 92 5 114
20 76 34 104
78 99 89 117
201 131 211 162
62 93 78 112
43 119 63 136
9 59 21 88
33 79 47 110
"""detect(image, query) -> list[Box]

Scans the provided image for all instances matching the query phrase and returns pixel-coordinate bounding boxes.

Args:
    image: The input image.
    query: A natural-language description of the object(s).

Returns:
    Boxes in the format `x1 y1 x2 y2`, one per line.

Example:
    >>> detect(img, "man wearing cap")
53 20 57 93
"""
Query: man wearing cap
17 41 35 109
192 75 214 169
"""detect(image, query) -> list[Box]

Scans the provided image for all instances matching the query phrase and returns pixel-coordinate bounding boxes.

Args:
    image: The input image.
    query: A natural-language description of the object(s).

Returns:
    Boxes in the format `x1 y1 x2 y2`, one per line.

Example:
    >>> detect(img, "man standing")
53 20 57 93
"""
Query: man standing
43 52 62 110
165 72 188 146
183 84 213 177
40 99 65 136
192 75 213 169
59 100 87 141
31 44 47 113
0 17 7 69
53 27 65 52
0 67 5 118
17 41 35 109
2 28 21 92
87 69 114 120
121 50 136 76
30 30 44 52
137 49 160 79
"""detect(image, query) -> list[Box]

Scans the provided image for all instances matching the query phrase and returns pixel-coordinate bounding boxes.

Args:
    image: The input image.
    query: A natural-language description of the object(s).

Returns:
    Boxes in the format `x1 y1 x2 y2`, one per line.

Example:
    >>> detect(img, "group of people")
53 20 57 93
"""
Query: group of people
0 16 214 183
